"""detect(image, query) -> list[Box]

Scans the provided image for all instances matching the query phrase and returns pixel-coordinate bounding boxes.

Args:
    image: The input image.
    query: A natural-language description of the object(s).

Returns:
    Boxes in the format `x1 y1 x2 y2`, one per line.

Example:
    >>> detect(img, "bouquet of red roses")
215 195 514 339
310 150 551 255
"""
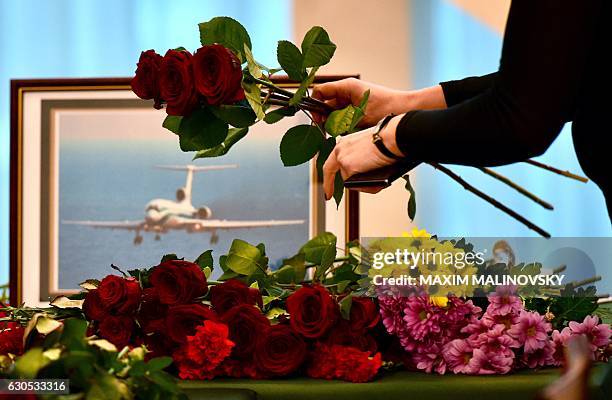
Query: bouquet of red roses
80 252 382 382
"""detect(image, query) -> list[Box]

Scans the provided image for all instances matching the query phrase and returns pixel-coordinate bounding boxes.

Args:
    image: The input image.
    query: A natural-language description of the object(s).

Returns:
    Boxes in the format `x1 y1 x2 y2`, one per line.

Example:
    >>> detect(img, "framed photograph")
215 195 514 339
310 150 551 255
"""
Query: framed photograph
10 77 359 306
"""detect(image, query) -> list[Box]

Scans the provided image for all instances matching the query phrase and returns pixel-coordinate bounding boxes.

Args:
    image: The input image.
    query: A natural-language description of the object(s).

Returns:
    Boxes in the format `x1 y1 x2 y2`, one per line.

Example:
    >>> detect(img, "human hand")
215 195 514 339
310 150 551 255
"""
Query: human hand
312 78 413 128
322 115 405 198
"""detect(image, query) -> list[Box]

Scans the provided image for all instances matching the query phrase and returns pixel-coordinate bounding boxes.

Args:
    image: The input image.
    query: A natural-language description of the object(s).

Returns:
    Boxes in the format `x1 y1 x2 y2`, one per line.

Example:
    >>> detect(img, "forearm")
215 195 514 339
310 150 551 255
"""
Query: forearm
392 85 447 115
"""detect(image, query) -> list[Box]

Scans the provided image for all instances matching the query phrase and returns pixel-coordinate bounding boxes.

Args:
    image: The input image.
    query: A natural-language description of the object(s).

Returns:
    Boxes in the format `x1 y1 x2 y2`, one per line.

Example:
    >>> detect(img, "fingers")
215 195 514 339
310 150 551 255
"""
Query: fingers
312 81 340 101
322 147 340 200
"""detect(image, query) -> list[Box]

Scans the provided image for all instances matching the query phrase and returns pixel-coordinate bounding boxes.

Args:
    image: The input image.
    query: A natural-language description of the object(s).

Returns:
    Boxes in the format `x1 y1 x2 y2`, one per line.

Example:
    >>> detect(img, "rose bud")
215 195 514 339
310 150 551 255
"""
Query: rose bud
254 324 307 376
131 49 163 109
164 303 218 344
221 304 270 359
193 44 245 106
159 49 199 116
149 260 208 305
286 284 338 339
209 279 263 315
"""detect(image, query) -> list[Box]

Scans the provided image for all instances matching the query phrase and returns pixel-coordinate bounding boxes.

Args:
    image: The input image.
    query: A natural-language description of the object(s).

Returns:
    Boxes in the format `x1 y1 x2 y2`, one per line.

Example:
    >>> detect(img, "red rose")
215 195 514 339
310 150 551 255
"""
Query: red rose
83 290 108 321
286 285 338 339
221 304 269 359
98 315 134 349
348 297 380 332
131 49 163 109
255 325 306 376
150 260 208 305
210 279 263 315
193 44 245 106
165 303 217 344
0 322 24 356
137 287 168 334
159 49 199 116
96 275 141 315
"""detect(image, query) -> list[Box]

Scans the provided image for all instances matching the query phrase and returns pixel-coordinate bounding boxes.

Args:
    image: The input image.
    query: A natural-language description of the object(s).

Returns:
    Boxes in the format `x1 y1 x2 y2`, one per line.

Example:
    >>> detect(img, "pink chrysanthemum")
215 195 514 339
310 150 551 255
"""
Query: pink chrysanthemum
469 347 514 375
482 312 520 331
479 324 518 353
551 327 572 366
413 343 447 374
521 339 554 369
403 296 441 340
568 315 611 353
508 311 551 353
443 339 474 374
486 286 523 317
378 295 408 335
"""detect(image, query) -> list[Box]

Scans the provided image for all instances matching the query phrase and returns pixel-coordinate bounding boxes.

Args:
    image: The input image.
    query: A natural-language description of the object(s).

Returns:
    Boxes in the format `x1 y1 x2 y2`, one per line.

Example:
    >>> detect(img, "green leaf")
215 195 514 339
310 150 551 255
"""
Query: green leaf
149 370 180 394
36 316 62 335
282 253 306 283
348 89 370 132
160 253 179 263
316 244 337 280
277 40 306 81
199 16 252 61
300 232 337 264
290 66 318 106
194 250 213 270
333 172 344 207
147 356 173 372
339 294 353 320
316 137 336 179
274 265 297 284
162 115 182 134
179 108 229 151
60 318 88 349
15 348 49 378
242 80 265 120
301 26 337 68
211 104 256 128
264 106 297 124
226 239 263 275
280 124 324 166
194 127 248 159
243 43 262 78
403 174 416 220
325 105 356 136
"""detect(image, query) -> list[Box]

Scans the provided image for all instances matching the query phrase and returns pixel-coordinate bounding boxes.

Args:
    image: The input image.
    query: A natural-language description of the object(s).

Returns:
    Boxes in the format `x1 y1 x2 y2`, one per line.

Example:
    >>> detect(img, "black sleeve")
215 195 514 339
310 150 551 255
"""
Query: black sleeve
440 73 497 107
396 0 601 166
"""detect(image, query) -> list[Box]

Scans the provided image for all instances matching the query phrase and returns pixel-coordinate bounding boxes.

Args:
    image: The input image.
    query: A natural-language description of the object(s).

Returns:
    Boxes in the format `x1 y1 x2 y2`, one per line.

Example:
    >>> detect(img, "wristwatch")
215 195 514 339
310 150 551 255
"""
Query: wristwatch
372 114 402 160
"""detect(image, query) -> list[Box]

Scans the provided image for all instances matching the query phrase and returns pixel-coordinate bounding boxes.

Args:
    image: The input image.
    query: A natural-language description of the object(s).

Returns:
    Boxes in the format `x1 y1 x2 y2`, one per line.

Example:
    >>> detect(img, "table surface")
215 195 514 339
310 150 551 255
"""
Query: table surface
180 362 612 400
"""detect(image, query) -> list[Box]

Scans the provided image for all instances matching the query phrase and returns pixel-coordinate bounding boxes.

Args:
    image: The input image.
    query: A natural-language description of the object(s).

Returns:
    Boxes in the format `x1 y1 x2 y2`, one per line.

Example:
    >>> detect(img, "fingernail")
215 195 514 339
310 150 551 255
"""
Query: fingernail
324 193 330 201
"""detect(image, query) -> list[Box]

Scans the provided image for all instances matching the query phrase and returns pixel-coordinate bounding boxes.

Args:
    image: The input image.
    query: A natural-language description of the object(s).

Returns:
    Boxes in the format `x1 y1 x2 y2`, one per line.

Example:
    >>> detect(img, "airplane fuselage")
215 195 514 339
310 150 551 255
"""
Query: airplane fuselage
144 198 197 228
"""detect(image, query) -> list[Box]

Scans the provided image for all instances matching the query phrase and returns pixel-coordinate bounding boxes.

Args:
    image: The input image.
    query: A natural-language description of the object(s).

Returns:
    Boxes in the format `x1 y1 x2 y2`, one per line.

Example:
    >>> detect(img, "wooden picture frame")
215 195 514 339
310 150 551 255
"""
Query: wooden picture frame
9 76 359 306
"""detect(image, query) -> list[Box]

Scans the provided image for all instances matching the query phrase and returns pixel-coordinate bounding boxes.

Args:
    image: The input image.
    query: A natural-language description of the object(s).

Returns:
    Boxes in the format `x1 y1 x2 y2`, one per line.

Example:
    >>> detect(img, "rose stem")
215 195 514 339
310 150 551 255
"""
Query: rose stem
252 76 333 112
429 162 551 238
297 106 326 136
262 96 327 115
524 159 589 183
477 167 554 210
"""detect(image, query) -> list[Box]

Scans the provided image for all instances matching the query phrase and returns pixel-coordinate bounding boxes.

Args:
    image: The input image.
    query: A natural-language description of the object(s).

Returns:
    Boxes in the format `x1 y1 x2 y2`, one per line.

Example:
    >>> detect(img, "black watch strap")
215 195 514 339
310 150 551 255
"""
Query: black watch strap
372 114 403 160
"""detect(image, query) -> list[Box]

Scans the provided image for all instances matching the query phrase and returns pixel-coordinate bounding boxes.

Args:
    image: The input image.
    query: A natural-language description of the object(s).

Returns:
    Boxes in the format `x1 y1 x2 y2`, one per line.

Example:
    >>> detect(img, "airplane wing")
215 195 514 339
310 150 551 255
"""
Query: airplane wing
62 220 145 230
175 217 305 230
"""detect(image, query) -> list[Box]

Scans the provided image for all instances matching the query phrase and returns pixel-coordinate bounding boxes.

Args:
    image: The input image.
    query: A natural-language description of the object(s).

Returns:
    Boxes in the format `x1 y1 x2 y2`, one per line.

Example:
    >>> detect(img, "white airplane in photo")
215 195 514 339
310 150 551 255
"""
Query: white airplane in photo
62 164 305 245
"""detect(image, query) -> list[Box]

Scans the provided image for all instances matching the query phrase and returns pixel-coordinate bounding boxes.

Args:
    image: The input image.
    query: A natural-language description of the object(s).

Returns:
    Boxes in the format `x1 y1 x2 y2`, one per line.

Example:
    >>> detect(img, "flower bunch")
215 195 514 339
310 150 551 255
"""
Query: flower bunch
0 305 24 356
81 254 382 382
379 286 612 375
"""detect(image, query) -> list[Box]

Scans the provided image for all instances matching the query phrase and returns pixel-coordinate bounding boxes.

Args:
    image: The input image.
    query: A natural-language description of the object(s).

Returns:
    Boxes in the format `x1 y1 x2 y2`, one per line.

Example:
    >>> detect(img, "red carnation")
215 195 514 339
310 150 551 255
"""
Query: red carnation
173 320 234 380
193 44 245 106
98 315 134 349
255 324 307 376
348 297 380 332
307 343 382 383
165 303 217 344
221 304 269 359
131 49 163 109
95 275 141 315
209 279 263 315
286 284 338 339
326 320 378 354
150 260 208 305
159 49 199 116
